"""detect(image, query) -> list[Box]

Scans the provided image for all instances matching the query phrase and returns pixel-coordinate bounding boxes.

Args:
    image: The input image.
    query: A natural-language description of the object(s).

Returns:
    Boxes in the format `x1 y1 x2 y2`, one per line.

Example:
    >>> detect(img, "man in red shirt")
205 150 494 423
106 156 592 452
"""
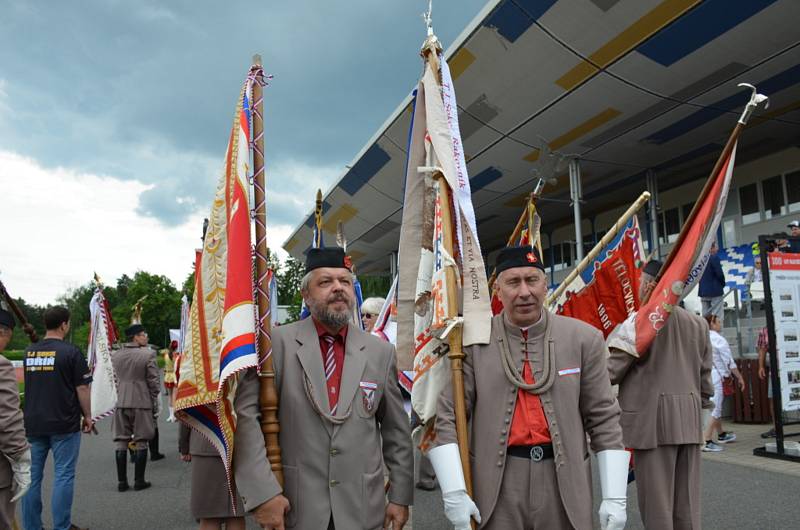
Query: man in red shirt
233 247 412 530
430 246 629 530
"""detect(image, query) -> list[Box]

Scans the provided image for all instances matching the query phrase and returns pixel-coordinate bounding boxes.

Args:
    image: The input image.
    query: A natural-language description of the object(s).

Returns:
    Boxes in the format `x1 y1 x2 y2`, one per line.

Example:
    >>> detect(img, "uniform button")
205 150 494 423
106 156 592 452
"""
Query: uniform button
501 428 507 435
330 480 339 487
498 450 504 456
330 448 339 456
504 418 510 424
497 461 503 467
507 408 512 414
499 438 505 444
508 399 514 405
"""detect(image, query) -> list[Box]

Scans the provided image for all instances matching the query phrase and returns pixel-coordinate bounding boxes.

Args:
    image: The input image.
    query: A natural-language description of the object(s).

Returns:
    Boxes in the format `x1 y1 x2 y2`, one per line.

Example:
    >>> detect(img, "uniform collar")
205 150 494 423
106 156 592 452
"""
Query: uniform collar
502 310 547 341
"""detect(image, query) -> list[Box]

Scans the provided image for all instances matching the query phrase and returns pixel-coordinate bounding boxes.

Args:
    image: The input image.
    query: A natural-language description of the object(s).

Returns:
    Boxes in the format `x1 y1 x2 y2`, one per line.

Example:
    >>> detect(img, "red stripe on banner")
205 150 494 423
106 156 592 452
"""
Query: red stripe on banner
221 332 256 360
224 177 254 310
635 150 733 353
176 380 198 399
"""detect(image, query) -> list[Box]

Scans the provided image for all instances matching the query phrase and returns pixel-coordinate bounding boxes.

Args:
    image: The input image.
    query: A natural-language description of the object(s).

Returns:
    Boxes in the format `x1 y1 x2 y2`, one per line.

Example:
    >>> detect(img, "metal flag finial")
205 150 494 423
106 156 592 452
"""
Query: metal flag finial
420 0 441 54
423 0 434 36
737 83 769 125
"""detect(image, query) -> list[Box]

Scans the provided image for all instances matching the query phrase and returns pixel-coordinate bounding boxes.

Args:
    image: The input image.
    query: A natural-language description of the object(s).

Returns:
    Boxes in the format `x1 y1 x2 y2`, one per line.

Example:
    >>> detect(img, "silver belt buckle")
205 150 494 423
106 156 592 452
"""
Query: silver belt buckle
530 446 544 462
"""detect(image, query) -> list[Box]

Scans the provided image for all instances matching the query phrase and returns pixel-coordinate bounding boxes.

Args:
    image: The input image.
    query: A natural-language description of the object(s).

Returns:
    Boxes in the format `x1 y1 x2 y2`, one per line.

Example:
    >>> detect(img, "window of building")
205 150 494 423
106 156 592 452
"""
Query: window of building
761 175 786 220
583 234 595 257
739 182 760 225
681 202 694 224
787 170 800 213
660 207 680 244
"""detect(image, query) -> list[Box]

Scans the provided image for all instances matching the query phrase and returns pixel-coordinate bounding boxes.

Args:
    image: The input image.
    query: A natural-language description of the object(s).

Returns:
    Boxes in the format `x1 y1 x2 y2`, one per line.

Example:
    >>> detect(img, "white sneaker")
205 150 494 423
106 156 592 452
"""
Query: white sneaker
717 432 737 443
702 441 724 452
166 415 176 423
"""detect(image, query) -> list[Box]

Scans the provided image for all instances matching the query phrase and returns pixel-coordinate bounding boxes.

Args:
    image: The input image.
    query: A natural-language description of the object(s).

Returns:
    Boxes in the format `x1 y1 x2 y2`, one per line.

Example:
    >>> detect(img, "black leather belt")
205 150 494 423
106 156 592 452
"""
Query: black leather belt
507 444 554 462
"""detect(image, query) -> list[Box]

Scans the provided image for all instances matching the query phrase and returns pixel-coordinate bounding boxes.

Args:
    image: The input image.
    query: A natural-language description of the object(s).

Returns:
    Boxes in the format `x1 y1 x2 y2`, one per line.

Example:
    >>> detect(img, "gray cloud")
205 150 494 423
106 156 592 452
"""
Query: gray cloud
0 0 486 227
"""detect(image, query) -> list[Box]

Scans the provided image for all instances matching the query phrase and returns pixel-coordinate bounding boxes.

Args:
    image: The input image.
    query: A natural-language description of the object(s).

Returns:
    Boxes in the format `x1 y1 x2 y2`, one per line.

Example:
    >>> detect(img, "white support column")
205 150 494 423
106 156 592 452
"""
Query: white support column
646 169 661 259
389 251 398 278
569 158 584 262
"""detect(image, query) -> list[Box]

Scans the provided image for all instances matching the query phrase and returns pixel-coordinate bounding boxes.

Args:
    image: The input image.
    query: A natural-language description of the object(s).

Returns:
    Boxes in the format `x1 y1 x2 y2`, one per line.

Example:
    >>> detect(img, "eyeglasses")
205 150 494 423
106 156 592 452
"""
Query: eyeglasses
362 313 375 319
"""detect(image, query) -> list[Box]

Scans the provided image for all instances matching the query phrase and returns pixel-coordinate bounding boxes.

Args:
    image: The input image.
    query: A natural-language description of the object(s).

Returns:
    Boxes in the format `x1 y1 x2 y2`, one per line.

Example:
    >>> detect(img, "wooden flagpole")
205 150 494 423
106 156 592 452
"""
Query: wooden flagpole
643 85 768 303
250 54 283 486
422 39 475 524
0 280 38 343
547 191 650 307
433 173 473 500
487 193 534 292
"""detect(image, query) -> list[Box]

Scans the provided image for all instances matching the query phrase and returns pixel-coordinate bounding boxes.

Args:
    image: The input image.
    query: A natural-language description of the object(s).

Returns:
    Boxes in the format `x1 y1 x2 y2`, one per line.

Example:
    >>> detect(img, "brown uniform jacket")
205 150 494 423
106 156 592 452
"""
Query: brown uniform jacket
608 306 714 449
0 356 27 489
178 422 218 457
112 344 160 409
435 312 623 530
233 318 413 530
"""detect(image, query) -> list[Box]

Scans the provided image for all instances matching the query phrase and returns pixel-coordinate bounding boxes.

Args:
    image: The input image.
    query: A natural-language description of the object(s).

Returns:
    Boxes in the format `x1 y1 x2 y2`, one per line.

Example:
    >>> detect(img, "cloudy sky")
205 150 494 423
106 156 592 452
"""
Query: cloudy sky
0 0 486 305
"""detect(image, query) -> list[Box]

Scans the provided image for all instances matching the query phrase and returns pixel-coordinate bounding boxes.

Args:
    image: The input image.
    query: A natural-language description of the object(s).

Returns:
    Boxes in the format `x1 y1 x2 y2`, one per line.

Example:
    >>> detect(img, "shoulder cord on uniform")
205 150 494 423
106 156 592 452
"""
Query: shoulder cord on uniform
302 371 352 425
498 310 556 395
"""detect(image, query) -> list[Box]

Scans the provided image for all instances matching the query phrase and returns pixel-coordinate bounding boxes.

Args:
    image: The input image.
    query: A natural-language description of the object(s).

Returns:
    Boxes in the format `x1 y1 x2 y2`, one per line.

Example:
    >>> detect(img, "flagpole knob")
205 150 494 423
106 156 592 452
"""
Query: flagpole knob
252 54 262 66
737 83 769 124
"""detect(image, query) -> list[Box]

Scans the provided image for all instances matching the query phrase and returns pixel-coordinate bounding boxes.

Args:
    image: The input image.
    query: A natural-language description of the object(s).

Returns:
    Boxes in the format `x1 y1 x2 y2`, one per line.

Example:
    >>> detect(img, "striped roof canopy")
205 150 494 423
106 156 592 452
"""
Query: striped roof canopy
285 0 800 273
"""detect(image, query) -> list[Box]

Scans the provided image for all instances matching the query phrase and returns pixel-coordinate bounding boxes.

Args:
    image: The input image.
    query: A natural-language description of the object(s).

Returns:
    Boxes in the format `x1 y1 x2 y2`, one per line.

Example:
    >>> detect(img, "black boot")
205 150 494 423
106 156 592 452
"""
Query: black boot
115 450 129 492
133 449 151 490
149 428 165 461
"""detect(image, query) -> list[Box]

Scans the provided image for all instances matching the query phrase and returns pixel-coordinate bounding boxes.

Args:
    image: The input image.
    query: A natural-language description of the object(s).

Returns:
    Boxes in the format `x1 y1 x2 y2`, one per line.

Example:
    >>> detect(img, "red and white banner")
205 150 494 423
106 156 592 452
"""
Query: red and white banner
554 217 644 337
609 142 738 356
88 288 119 421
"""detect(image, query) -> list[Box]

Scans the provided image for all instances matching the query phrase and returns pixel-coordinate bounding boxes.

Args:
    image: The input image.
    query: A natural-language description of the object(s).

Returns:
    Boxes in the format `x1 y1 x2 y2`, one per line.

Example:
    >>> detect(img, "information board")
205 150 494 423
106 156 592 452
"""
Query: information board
767 251 800 411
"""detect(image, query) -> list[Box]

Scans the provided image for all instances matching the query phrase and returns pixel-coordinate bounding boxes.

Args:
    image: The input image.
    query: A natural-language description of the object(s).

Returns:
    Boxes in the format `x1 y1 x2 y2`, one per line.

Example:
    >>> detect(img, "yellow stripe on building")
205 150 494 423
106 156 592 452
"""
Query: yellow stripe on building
556 0 701 90
524 108 621 162
449 48 477 81
322 204 359 234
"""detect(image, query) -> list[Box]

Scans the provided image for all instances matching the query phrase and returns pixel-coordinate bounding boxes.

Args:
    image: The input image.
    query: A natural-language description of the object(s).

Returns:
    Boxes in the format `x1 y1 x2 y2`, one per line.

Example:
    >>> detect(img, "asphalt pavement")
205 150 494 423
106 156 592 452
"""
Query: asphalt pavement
413 453 800 530
21 410 800 529
16 409 261 530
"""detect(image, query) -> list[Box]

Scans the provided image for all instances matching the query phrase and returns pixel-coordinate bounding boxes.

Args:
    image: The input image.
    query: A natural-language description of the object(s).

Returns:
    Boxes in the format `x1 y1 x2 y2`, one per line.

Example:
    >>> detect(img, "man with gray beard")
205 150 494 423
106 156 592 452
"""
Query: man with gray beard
233 247 413 530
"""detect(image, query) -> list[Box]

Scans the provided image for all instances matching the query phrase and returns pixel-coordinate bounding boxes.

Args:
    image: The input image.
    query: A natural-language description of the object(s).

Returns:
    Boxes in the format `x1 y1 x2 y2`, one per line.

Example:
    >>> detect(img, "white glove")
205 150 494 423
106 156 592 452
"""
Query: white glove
8 448 32 502
428 443 481 530
442 490 480 530
597 449 630 530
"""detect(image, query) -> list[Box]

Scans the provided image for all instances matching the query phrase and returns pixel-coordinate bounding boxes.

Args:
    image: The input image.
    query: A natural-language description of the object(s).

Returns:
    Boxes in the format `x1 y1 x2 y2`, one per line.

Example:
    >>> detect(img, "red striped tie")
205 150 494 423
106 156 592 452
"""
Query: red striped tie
323 335 338 413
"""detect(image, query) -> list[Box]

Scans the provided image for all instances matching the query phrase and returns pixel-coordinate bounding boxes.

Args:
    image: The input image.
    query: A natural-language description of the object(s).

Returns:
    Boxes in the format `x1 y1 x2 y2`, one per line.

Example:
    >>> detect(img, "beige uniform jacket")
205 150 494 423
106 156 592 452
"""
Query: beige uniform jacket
435 312 623 530
178 422 218 457
608 306 714 449
112 343 160 409
0 356 27 489
233 318 413 530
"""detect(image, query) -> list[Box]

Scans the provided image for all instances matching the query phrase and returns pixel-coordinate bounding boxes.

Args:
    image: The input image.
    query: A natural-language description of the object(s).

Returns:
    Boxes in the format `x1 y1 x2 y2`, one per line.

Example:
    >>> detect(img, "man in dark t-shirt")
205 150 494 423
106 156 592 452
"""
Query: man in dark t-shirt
21 306 93 530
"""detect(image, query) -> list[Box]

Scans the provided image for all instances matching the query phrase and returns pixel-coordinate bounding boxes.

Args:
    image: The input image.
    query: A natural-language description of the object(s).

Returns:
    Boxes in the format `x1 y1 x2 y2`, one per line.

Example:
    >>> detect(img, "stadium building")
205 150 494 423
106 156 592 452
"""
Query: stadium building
285 0 800 355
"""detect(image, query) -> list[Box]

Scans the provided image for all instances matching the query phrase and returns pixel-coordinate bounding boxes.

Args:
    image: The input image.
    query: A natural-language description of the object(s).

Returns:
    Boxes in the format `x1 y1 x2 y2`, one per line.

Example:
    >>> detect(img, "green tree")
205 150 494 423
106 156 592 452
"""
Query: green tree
182 271 195 301
277 257 305 320
5 297 46 351
115 271 182 348
357 275 392 299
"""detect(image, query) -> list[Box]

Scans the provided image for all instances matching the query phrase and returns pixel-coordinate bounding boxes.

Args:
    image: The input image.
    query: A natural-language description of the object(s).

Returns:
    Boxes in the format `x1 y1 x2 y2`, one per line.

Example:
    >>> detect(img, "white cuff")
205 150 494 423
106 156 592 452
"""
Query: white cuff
597 449 630 499
427 443 467 495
